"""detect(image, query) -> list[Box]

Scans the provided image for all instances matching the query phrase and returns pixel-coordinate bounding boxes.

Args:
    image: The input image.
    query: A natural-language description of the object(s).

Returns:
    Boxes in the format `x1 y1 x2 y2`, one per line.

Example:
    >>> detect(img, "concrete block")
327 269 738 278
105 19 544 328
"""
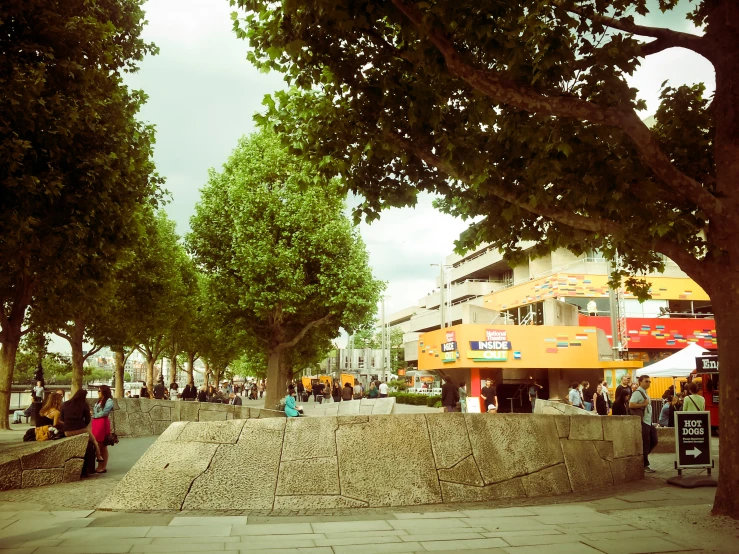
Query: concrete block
336 414 441 507
554 416 570 438
149 406 171 421
603 417 642 458
0 453 22 491
273 495 368 510
197 409 227 422
426 413 472 469
465 414 563 484
560 439 613 492
111 411 131 437
63 459 84 482
276 457 340 496
151 420 172 436
18 435 87 469
569 416 604 441
178 401 199 422
127 411 153 436
22 468 65 488
520 464 572 497
176 420 246 444
282 416 337 461
440 478 525 503
437 455 484 486
610 456 644 484
158 421 188 442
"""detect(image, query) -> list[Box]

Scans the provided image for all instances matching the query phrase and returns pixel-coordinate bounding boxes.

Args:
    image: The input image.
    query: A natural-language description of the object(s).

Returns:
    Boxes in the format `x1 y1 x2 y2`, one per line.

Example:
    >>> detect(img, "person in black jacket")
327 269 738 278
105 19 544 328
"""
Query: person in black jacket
153 378 166 400
441 376 459 412
181 382 195 401
60 389 102 461
229 392 242 405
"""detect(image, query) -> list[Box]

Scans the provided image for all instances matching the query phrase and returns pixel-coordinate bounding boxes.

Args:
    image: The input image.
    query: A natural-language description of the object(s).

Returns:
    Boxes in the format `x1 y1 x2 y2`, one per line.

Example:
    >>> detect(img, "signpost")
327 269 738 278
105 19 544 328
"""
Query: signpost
667 411 716 488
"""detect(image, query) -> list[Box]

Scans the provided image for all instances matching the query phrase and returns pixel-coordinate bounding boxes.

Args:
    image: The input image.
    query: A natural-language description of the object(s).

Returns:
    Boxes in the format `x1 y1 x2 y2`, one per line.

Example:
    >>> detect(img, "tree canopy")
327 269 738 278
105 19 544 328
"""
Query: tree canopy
231 0 739 517
188 129 383 407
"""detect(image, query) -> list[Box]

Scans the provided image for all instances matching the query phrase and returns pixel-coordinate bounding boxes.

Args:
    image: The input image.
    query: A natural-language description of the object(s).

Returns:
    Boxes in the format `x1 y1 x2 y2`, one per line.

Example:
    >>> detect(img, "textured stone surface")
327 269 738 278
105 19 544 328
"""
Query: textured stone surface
426 413 472 469
569 415 604 441
603 416 642 458
465 414 564 484
197 409 228 422
177 420 245 444
151 420 172 436
198 402 231 412
336 415 441 507
100 441 219 510
158 421 188 442
520 464 572 497
127 411 153 436
373 398 396 414
232 406 251 420
440 478 525 503
437 454 484 486
149 406 171 421
0 454 22 491
244 417 285 433
22 468 65 488
610 455 645 484
111 411 131 436
653 427 676 454
535 399 595 416
182 425 284 510
337 401 361 416
560 439 613 492
178 401 200 422
359 405 374 415
18 434 87 469
276 457 339 496
595 440 615 462
337 415 369 425
273 495 368 510
282 417 337 461
64 459 84 482
554 416 570 438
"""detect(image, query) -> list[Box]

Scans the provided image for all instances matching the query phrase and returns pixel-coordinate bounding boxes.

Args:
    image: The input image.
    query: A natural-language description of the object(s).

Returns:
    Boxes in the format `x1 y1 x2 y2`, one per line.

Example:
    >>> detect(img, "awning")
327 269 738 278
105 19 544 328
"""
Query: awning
634 343 709 378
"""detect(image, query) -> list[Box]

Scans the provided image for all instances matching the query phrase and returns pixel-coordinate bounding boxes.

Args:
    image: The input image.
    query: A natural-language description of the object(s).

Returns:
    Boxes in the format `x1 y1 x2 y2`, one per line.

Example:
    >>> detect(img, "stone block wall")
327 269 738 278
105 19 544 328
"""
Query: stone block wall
534 398 595 416
653 426 676 454
101 398 285 438
100 413 643 512
0 434 88 491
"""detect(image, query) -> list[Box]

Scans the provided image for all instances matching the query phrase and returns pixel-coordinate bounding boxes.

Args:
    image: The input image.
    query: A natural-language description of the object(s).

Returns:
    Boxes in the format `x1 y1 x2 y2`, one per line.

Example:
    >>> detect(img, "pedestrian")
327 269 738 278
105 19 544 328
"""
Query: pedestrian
581 381 592 411
197 386 208 402
441 376 459 412
659 394 677 426
568 382 585 409
60 389 102 462
91 385 114 474
629 374 658 472
228 392 242 405
32 380 45 403
681 382 706 411
593 383 609 415
332 382 341 403
528 377 542 413
611 387 631 416
181 382 194 401
458 381 468 412
587 299 598 316
285 385 304 417
480 378 498 413
368 382 379 398
258 381 265 398
342 381 354 401
139 381 149 399
125 390 132 398
36 392 62 428
601 380 611 411
169 380 179 401
313 381 324 404
615 374 632 400
379 380 389 398
353 381 362 400
153 378 166 400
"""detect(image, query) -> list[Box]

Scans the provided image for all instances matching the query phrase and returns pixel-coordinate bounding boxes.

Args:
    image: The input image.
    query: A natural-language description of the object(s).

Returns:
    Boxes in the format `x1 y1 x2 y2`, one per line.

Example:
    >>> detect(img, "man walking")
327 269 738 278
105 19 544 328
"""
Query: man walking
378 380 389 398
629 374 658 472
480 378 498 413
441 376 459 412
615 374 632 400
528 377 542 413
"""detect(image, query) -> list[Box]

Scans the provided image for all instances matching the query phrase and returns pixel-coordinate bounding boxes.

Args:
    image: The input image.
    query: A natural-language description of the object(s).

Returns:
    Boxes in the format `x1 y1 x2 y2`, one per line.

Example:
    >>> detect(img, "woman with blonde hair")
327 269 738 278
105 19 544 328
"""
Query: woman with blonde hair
37 392 63 428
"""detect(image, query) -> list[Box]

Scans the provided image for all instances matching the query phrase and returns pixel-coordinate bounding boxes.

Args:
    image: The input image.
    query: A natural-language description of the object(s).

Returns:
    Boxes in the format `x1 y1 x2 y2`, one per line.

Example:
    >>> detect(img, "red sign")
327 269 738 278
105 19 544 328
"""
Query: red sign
579 315 717 350
485 329 507 342
445 331 456 343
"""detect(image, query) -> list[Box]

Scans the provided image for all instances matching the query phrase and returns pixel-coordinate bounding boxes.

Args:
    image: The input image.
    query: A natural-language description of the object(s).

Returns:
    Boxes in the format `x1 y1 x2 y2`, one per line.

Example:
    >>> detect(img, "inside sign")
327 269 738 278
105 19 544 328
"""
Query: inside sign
674 411 712 469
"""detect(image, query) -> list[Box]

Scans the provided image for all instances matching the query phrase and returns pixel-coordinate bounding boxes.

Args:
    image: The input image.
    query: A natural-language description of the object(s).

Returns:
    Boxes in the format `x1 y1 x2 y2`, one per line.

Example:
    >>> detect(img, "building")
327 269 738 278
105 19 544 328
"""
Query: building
388 243 715 409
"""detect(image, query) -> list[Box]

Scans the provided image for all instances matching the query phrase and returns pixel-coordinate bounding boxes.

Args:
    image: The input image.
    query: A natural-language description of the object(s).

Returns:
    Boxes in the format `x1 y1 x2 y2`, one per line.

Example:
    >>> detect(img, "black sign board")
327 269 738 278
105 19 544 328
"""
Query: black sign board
441 341 457 352
696 355 719 373
674 411 712 469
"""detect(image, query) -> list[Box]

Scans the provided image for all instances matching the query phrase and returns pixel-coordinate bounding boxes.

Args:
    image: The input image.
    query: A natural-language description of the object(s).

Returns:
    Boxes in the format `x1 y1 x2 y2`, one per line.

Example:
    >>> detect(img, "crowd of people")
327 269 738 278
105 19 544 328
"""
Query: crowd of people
128 378 267 403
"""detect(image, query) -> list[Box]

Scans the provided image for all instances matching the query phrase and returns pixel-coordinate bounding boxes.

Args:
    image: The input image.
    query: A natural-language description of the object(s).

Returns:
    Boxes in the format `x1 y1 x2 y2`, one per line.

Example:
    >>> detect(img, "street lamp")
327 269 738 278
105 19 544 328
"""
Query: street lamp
430 262 453 329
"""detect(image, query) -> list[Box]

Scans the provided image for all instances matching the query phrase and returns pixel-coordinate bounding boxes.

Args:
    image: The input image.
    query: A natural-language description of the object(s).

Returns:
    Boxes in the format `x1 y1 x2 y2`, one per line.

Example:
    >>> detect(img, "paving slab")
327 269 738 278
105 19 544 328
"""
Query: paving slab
503 533 587 546
145 525 232 537
231 523 313 535
312 520 394 533
169 516 247 526
501 544 604 554
581 537 697 554
392 511 468 519
388 518 471 530
461 508 537 518
399 531 486 542
421 538 508 550
332 543 422 554
314 535 403 546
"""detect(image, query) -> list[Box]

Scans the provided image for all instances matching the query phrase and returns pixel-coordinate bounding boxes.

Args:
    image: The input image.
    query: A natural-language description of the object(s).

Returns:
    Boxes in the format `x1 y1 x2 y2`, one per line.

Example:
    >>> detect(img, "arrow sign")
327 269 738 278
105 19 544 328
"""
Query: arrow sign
675 411 712 469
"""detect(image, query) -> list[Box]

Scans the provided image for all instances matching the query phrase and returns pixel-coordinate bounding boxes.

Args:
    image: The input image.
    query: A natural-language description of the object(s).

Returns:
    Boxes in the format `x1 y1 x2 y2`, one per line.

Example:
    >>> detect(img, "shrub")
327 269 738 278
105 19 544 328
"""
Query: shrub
389 392 431 405
426 395 441 407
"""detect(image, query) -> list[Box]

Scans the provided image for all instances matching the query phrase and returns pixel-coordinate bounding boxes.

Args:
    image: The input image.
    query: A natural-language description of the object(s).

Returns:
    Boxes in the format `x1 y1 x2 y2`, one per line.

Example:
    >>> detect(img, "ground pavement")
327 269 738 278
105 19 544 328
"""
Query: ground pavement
0 421 736 554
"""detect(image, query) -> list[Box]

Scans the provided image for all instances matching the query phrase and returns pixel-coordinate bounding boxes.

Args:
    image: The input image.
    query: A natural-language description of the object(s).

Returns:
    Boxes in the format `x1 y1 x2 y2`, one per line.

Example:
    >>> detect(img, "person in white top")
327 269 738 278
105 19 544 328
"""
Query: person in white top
378 381 389 398
586 300 598 316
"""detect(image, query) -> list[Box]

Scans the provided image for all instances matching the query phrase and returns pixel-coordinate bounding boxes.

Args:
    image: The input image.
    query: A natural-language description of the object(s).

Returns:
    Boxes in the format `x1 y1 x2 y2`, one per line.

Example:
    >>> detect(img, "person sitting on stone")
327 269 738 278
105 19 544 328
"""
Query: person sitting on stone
285 385 304 417
37 392 63 428
60 389 102 461
12 404 32 425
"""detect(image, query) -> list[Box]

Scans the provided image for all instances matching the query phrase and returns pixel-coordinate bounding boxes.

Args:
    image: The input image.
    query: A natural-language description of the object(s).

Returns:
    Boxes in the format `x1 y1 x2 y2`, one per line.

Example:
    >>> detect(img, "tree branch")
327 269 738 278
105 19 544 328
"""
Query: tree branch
82 344 103 363
53 330 73 344
390 0 722 220
564 4 713 59
275 315 332 352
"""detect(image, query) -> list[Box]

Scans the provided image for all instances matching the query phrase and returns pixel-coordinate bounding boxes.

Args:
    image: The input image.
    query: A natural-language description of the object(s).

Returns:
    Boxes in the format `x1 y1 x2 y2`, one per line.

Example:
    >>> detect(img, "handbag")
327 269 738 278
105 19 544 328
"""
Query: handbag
105 408 119 446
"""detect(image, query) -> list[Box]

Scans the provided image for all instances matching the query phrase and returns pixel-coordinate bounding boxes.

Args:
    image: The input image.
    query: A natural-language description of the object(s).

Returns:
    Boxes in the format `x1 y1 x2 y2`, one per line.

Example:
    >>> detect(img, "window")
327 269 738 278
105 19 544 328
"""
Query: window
564 297 610 315
668 300 692 316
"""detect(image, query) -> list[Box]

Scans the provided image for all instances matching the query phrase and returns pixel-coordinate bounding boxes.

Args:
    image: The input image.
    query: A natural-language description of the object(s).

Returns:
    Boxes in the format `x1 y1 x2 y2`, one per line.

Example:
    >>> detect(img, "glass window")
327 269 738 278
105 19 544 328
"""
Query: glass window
563 297 610 315
668 300 692 316
693 301 713 317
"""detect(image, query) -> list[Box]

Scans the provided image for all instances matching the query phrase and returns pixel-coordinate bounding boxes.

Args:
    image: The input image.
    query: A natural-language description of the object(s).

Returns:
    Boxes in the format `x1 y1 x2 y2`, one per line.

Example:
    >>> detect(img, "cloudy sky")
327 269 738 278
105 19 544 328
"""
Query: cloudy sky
123 0 714 325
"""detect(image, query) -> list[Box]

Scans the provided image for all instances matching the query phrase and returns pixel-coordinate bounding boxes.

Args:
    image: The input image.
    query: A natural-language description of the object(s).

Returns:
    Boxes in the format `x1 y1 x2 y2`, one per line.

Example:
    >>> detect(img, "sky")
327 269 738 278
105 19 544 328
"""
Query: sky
113 0 715 346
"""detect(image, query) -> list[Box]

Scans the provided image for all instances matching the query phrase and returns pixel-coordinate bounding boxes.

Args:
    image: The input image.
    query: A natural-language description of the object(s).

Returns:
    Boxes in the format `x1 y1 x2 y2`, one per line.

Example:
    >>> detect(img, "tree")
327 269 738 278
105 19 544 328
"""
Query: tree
233 0 739 516
352 327 380 349
0 0 162 426
188 130 383 407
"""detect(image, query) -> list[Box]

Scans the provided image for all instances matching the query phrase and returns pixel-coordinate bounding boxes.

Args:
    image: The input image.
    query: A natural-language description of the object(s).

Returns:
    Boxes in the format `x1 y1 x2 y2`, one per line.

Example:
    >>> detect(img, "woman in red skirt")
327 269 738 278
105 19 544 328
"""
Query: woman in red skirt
91 385 114 474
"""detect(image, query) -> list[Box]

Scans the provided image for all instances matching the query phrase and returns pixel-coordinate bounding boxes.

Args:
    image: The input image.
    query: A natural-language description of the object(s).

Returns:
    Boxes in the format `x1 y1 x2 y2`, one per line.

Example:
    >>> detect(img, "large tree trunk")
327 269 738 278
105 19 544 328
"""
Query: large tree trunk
170 350 177 387
204 360 211 388
114 349 125 398
264 350 291 410
709 286 739 518
146 354 155 392
186 351 195 385
70 318 85 394
0 339 20 431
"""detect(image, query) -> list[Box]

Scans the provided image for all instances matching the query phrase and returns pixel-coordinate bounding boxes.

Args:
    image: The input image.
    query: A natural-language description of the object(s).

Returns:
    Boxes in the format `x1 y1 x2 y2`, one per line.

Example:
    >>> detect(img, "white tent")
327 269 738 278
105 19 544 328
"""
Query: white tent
634 343 709 378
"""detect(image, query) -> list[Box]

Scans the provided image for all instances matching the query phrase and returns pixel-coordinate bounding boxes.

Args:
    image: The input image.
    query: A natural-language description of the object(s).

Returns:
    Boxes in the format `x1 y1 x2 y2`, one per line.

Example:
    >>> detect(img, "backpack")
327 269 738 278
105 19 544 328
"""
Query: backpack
630 389 649 419
23 428 36 442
